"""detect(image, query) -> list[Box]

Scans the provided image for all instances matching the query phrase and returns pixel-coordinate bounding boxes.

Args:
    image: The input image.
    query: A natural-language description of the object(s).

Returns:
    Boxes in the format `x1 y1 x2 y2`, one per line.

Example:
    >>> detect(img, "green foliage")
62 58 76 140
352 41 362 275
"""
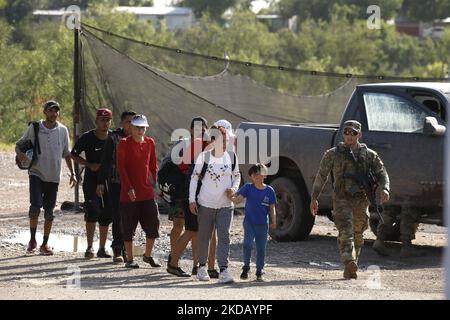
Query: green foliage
404 0 450 22
179 0 238 20
1 2 450 143
118 0 154 6
2 0 34 24
277 0 450 24
39 0 91 10
0 19 74 142
277 0 403 21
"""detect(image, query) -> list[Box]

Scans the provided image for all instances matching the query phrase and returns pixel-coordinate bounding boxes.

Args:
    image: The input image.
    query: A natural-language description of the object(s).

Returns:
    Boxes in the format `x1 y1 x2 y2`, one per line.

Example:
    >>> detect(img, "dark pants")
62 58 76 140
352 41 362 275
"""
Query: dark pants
29 175 59 221
120 199 160 241
109 183 124 251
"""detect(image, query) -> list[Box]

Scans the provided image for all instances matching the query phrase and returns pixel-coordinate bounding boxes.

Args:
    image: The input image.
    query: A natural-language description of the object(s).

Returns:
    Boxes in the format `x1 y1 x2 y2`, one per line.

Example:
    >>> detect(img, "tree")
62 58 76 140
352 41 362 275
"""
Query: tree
0 19 73 142
40 0 91 10
2 0 450 145
118 0 154 6
179 0 238 20
1 0 34 24
403 0 450 22
277 0 403 22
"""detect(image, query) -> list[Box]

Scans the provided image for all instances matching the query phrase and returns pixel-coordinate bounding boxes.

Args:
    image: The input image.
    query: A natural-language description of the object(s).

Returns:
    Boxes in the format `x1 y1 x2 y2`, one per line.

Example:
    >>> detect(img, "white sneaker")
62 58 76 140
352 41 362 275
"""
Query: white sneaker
218 269 234 284
197 266 210 281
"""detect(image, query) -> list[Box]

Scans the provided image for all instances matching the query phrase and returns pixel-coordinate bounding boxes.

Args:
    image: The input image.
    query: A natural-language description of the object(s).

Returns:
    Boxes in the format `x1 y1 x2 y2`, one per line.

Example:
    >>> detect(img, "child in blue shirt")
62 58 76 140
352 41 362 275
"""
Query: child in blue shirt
232 163 276 281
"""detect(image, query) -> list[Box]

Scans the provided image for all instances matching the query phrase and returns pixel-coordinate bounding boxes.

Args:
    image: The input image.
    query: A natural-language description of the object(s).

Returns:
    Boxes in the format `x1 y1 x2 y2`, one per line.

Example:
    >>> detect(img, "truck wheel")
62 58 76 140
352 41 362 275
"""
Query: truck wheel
369 213 401 242
269 177 314 241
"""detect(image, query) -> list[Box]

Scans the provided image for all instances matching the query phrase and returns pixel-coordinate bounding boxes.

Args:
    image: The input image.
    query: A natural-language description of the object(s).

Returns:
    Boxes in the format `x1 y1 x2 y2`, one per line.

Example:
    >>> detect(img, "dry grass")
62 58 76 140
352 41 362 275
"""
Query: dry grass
0 142 14 152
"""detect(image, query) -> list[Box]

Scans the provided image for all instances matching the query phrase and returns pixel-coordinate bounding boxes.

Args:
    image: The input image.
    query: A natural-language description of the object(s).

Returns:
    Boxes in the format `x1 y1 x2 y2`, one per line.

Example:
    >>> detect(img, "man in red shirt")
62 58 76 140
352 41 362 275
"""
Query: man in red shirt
117 114 161 269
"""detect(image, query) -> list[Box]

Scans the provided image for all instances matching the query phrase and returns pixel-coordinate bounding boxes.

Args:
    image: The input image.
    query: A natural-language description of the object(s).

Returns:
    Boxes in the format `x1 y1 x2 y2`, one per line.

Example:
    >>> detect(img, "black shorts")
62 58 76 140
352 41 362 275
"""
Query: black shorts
182 200 198 232
120 199 160 241
29 175 59 221
168 200 185 222
83 183 112 226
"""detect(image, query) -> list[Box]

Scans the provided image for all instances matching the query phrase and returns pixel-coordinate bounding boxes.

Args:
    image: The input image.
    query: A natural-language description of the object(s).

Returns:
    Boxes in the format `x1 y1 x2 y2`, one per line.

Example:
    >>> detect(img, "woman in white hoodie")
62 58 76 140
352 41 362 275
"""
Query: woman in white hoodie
189 120 240 284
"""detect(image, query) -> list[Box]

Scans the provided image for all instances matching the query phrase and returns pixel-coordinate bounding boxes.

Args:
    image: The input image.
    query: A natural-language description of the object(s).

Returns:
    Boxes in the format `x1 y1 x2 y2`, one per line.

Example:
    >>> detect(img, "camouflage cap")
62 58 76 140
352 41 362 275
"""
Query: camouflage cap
343 120 362 132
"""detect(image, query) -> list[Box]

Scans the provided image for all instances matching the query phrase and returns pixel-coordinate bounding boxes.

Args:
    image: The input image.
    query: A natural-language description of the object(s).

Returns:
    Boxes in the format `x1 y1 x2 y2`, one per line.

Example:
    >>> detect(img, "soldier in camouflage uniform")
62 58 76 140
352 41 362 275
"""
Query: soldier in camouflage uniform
310 120 390 280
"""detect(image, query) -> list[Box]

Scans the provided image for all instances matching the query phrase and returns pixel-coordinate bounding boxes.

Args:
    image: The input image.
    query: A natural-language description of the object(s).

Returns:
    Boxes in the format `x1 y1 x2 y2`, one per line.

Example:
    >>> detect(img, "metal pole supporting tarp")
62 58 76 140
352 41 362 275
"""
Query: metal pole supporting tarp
73 18 81 210
445 126 450 299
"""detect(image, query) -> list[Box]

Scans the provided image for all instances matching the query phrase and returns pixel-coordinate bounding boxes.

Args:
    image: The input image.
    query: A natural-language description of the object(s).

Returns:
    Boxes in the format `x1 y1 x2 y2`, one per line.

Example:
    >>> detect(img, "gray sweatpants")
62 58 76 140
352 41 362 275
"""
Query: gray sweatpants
198 205 234 268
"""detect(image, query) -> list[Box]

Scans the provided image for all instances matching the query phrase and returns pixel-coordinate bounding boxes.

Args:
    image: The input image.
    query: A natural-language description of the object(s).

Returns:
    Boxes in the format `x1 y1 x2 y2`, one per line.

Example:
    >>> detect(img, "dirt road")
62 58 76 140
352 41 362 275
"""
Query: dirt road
0 152 445 300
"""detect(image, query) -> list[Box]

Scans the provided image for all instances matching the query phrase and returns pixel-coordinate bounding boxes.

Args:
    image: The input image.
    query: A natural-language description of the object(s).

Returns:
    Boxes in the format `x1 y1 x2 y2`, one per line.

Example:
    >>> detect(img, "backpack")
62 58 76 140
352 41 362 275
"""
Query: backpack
15 122 41 170
187 150 237 203
157 140 188 204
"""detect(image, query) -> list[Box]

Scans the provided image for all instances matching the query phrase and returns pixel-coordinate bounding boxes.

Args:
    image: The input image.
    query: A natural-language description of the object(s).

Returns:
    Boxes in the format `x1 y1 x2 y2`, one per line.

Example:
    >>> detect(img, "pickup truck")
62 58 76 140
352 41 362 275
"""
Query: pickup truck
237 82 448 241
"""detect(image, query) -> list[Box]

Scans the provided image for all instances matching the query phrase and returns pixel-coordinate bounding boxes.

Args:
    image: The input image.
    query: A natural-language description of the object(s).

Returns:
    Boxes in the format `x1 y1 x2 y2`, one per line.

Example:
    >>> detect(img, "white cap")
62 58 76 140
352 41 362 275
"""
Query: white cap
213 119 235 137
131 115 149 127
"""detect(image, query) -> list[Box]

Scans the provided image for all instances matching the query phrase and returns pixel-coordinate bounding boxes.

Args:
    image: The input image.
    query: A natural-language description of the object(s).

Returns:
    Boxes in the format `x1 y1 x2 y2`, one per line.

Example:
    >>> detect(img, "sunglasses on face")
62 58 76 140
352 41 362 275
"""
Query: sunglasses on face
343 129 359 136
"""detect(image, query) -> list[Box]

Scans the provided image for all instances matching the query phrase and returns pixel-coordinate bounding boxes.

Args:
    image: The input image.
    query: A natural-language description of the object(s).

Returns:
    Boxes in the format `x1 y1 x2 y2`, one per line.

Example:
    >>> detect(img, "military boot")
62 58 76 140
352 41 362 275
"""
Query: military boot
400 240 425 258
343 260 358 280
372 239 390 256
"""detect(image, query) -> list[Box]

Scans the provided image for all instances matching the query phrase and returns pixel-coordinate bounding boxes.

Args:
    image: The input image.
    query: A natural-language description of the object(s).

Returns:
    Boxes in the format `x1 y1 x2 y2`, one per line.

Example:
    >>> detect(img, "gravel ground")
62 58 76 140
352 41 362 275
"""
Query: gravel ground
0 152 446 300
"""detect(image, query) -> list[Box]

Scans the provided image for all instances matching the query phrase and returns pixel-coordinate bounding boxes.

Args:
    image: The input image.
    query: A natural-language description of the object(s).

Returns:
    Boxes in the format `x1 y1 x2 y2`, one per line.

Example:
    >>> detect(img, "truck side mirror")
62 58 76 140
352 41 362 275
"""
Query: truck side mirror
423 116 446 136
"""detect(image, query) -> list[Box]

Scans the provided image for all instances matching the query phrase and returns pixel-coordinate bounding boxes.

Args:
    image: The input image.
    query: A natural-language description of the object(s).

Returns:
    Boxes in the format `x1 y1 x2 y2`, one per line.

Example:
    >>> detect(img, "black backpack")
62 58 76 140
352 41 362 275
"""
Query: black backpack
15 122 41 170
157 140 188 204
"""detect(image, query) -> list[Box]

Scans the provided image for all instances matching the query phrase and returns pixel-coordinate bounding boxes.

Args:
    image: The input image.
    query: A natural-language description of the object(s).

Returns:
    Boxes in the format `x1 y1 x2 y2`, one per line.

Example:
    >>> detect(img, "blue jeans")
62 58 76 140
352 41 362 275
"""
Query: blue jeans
243 220 268 272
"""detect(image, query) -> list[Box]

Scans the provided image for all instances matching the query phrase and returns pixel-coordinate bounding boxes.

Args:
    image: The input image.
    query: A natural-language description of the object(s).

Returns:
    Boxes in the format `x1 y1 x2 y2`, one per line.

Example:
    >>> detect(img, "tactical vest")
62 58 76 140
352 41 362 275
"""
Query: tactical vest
333 143 370 198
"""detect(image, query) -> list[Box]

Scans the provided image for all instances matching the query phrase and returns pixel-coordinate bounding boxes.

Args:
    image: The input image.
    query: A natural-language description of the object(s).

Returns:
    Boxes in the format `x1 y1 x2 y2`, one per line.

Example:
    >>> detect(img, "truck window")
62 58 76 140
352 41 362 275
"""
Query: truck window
363 92 428 133
411 93 446 122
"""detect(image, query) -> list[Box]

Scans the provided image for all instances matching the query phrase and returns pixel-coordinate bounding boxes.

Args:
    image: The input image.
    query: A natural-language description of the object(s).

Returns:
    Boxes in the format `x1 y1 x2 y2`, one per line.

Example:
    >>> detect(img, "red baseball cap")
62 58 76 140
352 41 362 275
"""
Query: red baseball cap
96 108 112 120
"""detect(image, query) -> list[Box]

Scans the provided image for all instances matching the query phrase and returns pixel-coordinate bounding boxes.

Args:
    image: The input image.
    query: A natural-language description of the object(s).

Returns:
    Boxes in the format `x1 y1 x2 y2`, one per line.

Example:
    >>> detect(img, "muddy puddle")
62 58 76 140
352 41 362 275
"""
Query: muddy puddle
3 230 150 256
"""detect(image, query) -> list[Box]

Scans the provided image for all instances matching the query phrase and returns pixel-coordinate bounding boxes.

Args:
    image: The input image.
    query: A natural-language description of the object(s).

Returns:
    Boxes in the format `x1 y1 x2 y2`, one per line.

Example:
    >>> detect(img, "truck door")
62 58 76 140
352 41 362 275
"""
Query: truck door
355 89 445 207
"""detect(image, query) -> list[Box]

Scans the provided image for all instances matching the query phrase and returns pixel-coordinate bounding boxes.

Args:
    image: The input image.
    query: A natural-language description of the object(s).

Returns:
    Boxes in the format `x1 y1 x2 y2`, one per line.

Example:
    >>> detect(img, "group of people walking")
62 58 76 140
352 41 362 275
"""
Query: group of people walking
15 100 424 282
15 102 276 283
